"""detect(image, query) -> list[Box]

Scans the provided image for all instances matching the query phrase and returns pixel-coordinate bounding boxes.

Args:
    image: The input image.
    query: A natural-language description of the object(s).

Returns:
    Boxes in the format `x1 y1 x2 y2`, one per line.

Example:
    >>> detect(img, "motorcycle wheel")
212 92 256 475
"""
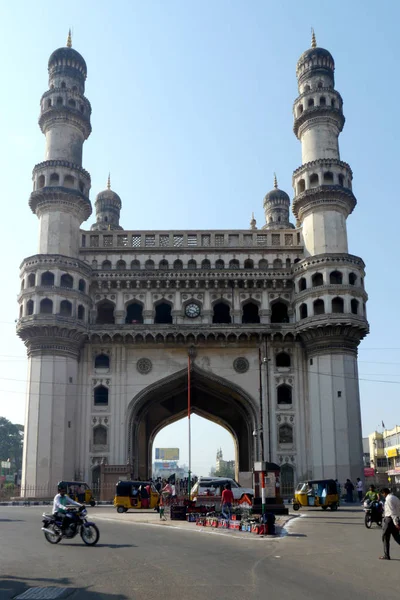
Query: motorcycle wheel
81 524 100 546
365 513 372 528
43 523 62 544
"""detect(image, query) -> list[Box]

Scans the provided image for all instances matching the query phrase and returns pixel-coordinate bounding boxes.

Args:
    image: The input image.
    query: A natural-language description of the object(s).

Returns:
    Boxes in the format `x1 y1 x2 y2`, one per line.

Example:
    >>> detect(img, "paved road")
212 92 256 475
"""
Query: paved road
0 505 399 599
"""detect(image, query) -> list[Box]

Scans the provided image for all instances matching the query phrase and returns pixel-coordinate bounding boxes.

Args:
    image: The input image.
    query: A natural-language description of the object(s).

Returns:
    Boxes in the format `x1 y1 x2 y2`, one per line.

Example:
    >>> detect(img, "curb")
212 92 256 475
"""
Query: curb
0 500 113 507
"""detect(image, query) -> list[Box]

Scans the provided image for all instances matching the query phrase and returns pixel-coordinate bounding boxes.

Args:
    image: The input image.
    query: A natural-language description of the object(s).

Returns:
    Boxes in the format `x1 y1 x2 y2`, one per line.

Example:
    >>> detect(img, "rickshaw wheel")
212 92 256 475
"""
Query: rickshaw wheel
330 503 338 511
90 500 96 507
117 506 125 513
292 503 300 511
321 506 328 511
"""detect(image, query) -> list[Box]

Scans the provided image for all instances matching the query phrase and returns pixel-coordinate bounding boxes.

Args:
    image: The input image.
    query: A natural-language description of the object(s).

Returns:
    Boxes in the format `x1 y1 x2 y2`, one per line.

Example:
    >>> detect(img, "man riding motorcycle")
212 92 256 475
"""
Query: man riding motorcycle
363 484 382 521
53 484 83 533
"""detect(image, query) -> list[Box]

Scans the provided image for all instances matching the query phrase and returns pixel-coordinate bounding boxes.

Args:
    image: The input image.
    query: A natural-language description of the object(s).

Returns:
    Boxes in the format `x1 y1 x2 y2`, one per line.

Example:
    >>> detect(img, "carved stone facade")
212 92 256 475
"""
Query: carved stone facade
17 34 369 496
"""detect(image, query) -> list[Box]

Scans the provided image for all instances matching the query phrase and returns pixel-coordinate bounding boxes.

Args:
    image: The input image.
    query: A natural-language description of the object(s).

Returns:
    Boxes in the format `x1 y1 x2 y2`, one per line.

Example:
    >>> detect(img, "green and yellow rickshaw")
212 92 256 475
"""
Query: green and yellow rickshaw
114 480 160 513
293 479 339 511
58 481 96 506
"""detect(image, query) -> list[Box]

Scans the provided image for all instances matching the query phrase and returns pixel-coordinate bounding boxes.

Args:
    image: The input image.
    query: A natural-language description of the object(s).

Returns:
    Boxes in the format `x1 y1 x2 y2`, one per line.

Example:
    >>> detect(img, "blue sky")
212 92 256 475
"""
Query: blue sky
0 1 399 475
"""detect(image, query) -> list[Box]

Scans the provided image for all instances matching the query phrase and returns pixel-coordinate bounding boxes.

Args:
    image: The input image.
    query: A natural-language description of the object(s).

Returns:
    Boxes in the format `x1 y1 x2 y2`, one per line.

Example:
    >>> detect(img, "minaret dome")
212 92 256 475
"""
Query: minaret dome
262 174 294 230
91 174 123 230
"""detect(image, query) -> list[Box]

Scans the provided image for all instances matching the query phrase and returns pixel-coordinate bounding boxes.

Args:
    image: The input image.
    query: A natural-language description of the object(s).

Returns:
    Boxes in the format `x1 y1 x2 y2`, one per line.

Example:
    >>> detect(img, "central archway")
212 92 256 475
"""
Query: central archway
127 366 260 480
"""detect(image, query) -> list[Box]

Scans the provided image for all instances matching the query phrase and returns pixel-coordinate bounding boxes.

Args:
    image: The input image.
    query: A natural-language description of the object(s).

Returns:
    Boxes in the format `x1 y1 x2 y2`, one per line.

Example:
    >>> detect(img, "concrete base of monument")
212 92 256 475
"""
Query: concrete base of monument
252 496 289 515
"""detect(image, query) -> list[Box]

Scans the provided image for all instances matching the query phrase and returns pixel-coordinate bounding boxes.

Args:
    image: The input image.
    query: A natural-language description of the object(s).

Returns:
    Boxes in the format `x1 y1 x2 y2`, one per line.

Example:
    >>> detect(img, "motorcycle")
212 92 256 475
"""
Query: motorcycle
363 500 383 529
41 505 100 545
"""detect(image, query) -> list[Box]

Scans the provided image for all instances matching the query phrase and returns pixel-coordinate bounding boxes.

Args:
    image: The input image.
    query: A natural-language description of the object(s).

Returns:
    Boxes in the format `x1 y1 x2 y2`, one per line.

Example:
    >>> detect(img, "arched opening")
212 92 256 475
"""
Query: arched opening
299 277 307 291
338 174 344 186
276 352 291 368
40 298 53 314
313 299 325 315
331 98 336 107
319 96 326 106
270 302 289 323
280 464 295 498
297 104 303 115
351 299 359 315
309 173 319 187
56 97 63 106
349 272 357 286
68 98 76 108
229 259 240 269
154 302 172 324
201 259 211 270
273 258 282 269
332 297 344 313
126 302 144 324
59 300 72 317
41 271 54 286
60 273 73 288
95 354 110 369
173 260 183 270
242 302 260 324
145 260 155 270
298 179 306 194
212 302 231 324
215 259 225 269
285 258 291 268
304 84 311 92
323 171 334 183
131 260 141 270
188 259 197 270
330 270 343 285
279 424 293 444
307 98 314 107
102 260 112 270
63 174 75 188
78 279 86 292
96 301 115 324
27 300 34 316
49 173 59 185
61 81 66 89
116 260 126 270
92 466 101 491
94 386 109 406
258 259 268 270
277 384 292 405
128 366 259 479
46 99 52 108
244 259 254 269
93 425 108 445
38 175 45 188
159 260 169 270
312 272 323 287
299 303 308 319
317 81 323 88
77 305 85 320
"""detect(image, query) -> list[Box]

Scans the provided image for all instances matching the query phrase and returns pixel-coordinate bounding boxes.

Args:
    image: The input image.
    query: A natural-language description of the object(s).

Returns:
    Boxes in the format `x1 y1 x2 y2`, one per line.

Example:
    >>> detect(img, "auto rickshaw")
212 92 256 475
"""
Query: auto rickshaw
292 479 339 511
58 481 96 506
114 480 160 513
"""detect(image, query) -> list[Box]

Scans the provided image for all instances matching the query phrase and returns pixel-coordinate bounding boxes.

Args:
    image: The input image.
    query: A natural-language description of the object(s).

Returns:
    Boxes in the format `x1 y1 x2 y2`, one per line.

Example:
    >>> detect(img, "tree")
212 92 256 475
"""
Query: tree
0 418 24 472
214 462 235 479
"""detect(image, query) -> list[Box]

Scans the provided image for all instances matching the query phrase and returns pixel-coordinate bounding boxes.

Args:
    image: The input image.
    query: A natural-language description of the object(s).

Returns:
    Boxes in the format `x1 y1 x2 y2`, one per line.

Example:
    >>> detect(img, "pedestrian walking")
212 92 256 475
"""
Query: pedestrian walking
356 478 364 502
344 479 354 503
379 488 400 560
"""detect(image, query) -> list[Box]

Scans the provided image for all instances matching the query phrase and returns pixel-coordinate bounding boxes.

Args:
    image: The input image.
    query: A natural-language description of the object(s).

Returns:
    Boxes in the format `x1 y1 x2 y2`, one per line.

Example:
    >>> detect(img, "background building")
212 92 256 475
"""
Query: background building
17 33 369 498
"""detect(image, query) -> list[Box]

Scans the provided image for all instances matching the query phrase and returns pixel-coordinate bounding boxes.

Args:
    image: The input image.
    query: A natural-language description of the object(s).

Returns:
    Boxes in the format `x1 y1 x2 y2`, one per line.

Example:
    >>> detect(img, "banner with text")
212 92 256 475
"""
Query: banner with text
155 448 180 460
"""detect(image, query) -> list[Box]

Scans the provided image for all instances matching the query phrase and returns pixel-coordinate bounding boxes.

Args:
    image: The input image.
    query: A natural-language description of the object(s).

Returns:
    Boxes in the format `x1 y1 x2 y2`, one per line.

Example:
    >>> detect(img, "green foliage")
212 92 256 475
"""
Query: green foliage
0 417 24 471
214 463 235 479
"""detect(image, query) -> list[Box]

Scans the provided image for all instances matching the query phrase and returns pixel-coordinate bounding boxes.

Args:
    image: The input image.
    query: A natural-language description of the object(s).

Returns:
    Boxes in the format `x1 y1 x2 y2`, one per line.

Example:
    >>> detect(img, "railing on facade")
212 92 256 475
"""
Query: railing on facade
81 230 302 251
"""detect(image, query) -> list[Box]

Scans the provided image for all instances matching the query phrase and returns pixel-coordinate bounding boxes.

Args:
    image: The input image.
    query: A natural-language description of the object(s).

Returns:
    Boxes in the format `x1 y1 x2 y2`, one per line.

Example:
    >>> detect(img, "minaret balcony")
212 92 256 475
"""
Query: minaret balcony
293 106 345 139
294 283 368 302
33 160 91 197
29 186 92 220
295 312 369 336
292 185 356 220
39 103 92 139
293 158 353 193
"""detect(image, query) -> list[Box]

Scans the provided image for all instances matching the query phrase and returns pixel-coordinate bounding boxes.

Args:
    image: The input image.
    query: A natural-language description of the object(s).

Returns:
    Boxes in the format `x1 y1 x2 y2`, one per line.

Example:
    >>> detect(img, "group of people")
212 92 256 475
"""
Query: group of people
343 477 365 503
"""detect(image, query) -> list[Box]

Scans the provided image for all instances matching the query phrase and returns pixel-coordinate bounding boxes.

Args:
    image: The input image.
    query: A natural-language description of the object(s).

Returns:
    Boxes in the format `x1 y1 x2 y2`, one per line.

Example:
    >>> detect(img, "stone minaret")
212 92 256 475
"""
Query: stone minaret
17 33 92 493
292 33 369 482
91 175 123 230
262 174 294 230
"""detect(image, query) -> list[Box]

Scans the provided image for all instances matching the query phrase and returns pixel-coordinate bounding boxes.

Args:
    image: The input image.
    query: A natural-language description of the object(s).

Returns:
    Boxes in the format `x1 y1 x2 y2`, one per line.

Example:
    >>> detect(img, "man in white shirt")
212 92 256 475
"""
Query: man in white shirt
53 484 82 533
356 478 363 502
380 488 400 560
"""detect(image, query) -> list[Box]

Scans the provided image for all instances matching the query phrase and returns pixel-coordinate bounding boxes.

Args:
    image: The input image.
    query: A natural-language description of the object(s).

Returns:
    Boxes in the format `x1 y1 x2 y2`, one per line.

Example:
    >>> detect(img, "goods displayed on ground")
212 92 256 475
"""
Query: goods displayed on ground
169 499 276 535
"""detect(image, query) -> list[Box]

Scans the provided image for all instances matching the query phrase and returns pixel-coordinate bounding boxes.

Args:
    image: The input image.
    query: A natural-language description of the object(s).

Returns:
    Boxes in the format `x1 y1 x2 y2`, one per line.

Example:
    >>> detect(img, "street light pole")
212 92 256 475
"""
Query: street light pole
187 352 191 499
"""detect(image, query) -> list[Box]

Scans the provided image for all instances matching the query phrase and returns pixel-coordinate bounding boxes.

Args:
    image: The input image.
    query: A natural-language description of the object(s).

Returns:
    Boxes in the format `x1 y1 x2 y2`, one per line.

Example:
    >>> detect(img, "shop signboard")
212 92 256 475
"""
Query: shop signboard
155 448 179 460
386 448 398 458
364 467 375 477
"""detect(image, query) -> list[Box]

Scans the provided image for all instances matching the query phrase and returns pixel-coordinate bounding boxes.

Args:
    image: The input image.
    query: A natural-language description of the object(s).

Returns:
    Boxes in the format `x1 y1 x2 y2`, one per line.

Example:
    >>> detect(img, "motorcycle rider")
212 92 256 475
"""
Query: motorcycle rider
363 484 382 521
53 484 82 533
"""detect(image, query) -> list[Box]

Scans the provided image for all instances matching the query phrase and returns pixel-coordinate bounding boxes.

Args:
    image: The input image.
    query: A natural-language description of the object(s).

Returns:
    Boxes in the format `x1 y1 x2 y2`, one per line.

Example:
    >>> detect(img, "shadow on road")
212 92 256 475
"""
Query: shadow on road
0 576 129 599
0 518 25 522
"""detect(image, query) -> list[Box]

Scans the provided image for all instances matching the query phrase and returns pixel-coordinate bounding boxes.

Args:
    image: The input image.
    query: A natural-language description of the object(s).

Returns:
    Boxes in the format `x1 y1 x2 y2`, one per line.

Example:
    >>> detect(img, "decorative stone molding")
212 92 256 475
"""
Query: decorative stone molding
136 358 152 374
298 320 368 356
29 187 92 221
17 319 87 358
233 357 250 373
293 185 356 221
20 254 93 278
293 252 365 274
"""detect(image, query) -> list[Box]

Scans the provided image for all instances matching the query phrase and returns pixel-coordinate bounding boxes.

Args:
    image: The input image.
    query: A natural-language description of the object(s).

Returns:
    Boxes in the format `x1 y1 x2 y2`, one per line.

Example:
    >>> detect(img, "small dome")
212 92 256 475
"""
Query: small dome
297 46 334 68
48 47 87 78
296 45 335 84
95 187 122 209
263 187 290 206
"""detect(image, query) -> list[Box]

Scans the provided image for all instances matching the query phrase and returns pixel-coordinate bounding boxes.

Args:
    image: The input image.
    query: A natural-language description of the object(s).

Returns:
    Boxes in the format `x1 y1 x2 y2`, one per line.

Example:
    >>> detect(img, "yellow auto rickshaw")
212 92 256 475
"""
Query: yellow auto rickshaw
59 481 96 506
293 479 339 511
114 480 160 513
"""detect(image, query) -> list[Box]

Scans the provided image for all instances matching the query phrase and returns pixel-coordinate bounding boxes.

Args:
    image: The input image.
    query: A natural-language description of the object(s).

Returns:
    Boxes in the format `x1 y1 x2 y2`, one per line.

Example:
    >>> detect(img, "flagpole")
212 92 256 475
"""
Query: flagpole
188 353 191 499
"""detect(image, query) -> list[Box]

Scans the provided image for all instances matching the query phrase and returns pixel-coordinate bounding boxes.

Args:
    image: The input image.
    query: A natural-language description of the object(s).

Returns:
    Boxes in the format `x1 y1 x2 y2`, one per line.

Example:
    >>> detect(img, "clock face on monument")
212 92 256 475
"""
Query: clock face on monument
185 303 200 318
